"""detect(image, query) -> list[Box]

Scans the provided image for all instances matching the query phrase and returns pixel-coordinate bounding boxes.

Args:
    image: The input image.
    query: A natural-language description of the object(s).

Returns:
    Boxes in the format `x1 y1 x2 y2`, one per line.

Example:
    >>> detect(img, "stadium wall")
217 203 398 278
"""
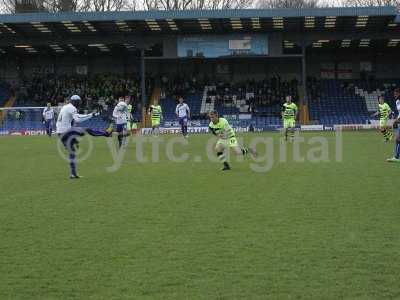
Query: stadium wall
146 57 301 81
306 52 400 79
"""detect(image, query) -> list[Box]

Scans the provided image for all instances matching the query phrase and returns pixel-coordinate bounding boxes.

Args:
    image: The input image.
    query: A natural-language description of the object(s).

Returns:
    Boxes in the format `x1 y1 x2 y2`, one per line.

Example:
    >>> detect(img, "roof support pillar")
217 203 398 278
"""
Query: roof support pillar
301 44 308 105
140 48 146 122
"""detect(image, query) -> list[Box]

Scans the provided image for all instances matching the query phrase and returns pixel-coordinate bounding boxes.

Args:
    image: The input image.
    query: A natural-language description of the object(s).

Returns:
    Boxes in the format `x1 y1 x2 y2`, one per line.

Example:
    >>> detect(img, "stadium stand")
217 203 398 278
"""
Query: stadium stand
308 79 400 126
7 76 400 130
158 77 300 128
4 74 400 131
15 74 143 107
0 81 11 107
351 79 400 112
308 79 369 126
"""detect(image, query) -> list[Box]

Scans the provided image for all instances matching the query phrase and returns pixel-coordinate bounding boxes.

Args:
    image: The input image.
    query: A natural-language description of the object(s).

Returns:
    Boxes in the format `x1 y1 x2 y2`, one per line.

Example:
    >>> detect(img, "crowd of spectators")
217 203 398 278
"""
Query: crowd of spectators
205 76 300 112
14 73 150 113
307 76 322 103
160 74 203 99
3 73 302 119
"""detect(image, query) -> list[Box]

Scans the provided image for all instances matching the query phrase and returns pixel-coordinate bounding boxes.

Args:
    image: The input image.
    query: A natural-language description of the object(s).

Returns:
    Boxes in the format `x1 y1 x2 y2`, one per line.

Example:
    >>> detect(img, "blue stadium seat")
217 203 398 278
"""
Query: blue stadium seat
308 79 370 126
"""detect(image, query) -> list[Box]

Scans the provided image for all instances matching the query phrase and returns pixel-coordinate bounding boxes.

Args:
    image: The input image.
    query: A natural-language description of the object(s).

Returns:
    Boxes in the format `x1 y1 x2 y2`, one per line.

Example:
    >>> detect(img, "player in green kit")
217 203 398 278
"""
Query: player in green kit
372 96 393 142
282 95 298 141
127 100 133 133
208 111 256 171
149 104 162 137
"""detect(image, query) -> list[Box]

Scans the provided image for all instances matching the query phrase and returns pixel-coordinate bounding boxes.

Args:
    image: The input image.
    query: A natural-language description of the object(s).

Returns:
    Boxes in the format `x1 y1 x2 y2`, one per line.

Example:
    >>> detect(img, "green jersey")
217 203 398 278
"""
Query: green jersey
282 102 298 119
127 104 133 121
379 103 391 120
209 117 236 139
150 105 162 120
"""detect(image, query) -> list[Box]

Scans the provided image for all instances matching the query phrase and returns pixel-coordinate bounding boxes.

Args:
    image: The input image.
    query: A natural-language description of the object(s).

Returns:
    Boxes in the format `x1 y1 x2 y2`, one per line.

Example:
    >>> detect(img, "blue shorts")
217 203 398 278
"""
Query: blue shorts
116 123 127 133
59 127 86 152
44 120 52 128
179 117 188 126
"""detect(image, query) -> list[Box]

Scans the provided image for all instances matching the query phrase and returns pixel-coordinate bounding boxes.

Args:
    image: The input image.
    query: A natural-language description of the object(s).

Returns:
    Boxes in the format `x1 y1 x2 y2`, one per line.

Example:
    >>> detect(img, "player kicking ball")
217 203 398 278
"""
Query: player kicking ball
56 95 111 179
372 96 393 142
208 110 256 171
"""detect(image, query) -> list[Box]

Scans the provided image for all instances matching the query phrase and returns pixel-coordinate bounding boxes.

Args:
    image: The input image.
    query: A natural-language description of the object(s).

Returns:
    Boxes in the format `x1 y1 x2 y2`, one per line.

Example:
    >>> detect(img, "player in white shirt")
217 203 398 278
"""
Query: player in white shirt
388 88 400 163
42 102 55 137
175 97 190 138
112 97 130 148
56 95 110 179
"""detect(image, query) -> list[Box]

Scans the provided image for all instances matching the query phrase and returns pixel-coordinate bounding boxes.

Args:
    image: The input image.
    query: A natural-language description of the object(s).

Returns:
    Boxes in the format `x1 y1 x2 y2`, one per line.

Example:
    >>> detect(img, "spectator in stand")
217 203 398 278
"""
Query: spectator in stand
13 73 144 112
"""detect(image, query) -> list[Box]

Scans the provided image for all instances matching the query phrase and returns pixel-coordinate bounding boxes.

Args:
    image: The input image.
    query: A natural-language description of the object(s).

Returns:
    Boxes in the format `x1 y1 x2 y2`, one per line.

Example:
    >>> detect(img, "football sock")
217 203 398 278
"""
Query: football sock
69 153 77 176
217 151 227 164
382 129 392 140
118 135 123 148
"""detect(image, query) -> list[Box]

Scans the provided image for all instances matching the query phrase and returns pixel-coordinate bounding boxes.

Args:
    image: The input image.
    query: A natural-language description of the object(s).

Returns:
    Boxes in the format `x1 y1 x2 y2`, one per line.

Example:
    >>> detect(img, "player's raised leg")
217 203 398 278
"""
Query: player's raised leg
85 128 112 137
231 138 257 159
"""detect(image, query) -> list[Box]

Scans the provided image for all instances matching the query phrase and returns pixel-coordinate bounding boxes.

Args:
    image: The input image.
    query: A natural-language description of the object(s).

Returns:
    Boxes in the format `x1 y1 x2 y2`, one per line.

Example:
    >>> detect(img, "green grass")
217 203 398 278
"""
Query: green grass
1 131 400 299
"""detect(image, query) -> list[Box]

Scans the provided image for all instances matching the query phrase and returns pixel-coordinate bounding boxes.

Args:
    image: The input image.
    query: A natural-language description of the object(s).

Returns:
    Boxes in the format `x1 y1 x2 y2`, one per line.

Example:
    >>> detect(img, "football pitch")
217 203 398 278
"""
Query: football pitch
1 131 399 299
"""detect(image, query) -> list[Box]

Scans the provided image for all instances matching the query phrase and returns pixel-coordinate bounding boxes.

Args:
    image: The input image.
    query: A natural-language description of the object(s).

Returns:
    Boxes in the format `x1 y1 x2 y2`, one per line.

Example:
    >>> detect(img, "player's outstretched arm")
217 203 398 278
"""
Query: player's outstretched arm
72 111 97 123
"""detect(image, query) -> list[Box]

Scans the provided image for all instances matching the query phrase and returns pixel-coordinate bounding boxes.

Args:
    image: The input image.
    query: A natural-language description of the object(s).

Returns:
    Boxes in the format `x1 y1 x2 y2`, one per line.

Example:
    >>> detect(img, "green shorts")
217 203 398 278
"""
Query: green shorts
152 119 160 127
283 118 296 129
379 119 388 128
216 137 239 149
